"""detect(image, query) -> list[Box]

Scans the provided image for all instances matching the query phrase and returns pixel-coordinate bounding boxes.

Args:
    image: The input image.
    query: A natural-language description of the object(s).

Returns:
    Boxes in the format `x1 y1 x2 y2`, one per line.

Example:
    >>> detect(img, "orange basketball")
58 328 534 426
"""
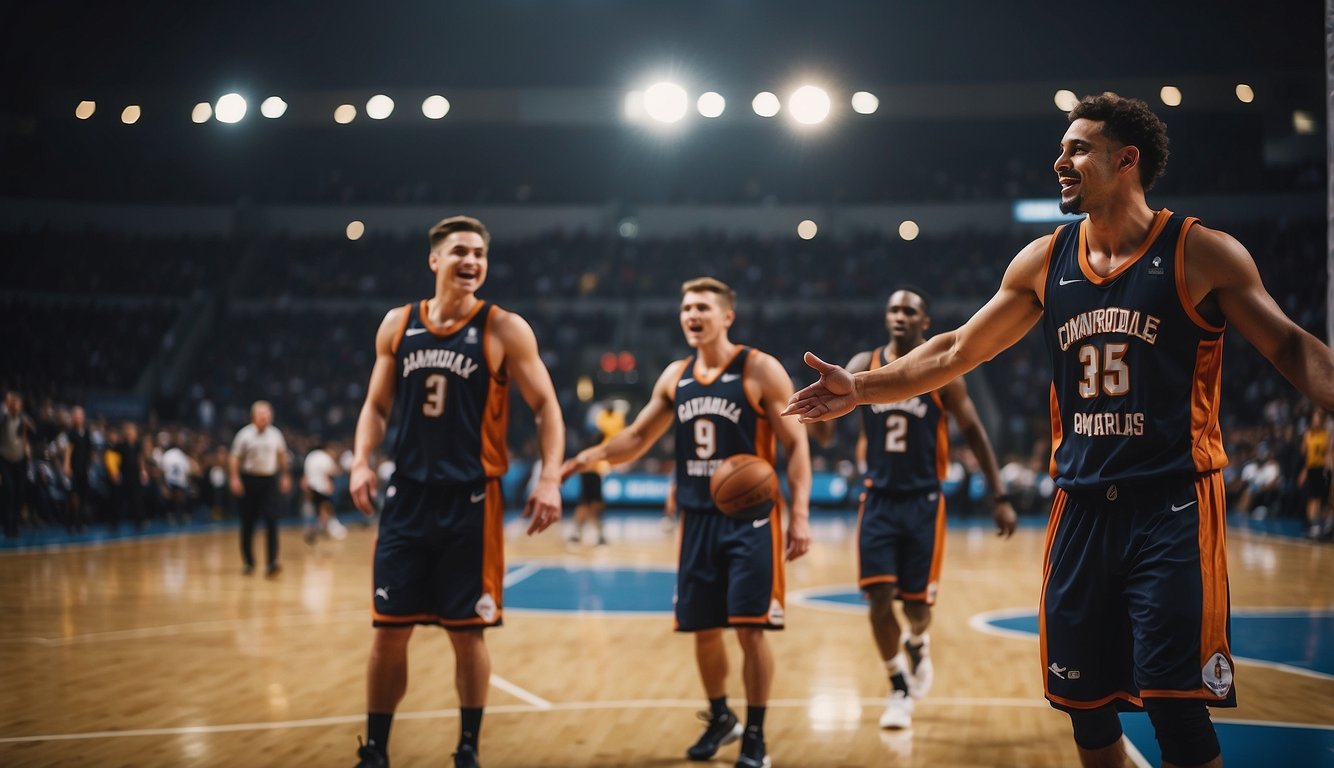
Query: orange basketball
710 454 778 521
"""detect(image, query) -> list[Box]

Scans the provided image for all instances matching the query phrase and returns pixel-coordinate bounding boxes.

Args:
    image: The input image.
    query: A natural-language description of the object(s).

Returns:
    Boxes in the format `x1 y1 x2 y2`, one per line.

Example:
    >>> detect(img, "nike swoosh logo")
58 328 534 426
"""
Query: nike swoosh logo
470 490 487 503
678 378 695 388
405 327 429 336
1170 500 1198 512
1058 277 1086 286
752 517 769 528
721 373 740 383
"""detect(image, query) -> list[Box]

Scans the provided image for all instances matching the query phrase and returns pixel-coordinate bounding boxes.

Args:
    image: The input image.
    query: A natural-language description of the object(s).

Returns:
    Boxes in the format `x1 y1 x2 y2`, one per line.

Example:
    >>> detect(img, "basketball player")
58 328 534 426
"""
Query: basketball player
783 93 1334 768
814 287 1016 730
348 215 565 768
562 277 812 768
1298 408 1331 539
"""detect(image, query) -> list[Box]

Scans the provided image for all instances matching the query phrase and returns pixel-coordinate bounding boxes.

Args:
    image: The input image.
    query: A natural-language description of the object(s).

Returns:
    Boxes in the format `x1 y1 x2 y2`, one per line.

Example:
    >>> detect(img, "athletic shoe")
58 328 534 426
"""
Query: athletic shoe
354 738 388 767
903 634 933 699
452 744 480 768
736 730 771 768
879 690 914 729
686 708 742 760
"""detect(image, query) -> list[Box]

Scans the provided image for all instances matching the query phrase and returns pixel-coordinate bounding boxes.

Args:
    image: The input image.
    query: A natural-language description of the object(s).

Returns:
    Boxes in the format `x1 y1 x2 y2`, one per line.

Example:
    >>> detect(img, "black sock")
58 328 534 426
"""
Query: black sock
459 707 483 751
709 695 729 719
890 671 910 694
367 712 394 752
745 705 766 735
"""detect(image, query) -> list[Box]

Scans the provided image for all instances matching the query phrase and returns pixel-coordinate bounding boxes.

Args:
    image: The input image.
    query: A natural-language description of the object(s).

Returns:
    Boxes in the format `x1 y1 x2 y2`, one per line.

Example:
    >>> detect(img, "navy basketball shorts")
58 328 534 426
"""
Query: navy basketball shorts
675 504 785 632
857 487 946 603
1041 471 1235 711
1303 468 1331 502
372 476 505 629
578 471 604 504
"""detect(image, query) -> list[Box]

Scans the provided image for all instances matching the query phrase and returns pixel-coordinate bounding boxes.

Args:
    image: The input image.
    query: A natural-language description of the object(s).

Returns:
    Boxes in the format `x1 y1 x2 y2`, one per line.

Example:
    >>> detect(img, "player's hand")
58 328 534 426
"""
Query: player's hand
559 451 592 482
279 474 292 495
782 352 859 423
994 500 1017 538
523 477 563 535
785 513 812 561
349 465 378 516
229 476 244 497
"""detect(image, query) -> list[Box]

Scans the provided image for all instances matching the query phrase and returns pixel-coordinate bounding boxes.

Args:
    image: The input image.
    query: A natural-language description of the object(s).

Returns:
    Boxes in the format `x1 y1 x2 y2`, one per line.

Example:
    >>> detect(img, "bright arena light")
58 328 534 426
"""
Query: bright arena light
74 100 96 120
260 96 288 118
1235 84 1254 103
643 82 688 123
788 86 831 125
121 105 141 125
899 220 920 241
346 221 365 241
697 91 725 118
422 95 450 119
797 220 818 240
366 94 395 120
850 91 879 115
215 93 247 123
1293 110 1316 135
191 103 213 123
1159 86 1182 107
623 91 645 121
334 104 357 124
1053 89 1079 112
752 91 780 118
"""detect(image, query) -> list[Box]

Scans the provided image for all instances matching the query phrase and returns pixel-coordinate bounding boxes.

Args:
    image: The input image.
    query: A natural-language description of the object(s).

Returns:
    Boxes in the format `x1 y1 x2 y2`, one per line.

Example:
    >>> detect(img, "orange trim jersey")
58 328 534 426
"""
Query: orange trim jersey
388 300 509 484
1042 210 1227 490
859 346 949 493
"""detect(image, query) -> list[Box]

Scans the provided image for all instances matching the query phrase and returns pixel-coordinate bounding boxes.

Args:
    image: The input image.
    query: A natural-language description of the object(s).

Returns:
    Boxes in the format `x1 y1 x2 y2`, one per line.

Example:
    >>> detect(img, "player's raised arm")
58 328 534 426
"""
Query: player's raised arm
350 305 406 515
559 360 683 480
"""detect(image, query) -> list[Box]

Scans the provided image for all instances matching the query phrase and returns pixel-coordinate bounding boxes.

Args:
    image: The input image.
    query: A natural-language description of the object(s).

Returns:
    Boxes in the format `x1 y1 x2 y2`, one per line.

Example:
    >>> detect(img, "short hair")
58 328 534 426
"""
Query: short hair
888 285 931 316
251 400 272 415
428 215 491 250
1068 92 1170 191
681 276 737 311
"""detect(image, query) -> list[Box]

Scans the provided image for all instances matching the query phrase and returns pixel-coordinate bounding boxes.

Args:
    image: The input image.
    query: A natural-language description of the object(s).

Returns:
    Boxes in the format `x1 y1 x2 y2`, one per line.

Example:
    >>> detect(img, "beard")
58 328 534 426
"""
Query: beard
1058 194 1085 215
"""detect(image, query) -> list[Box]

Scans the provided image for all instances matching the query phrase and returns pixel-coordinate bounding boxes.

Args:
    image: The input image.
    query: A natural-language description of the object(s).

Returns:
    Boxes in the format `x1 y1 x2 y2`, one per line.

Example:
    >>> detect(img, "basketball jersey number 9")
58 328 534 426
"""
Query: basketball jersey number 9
695 420 716 458
884 414 907 453
423 373 448 417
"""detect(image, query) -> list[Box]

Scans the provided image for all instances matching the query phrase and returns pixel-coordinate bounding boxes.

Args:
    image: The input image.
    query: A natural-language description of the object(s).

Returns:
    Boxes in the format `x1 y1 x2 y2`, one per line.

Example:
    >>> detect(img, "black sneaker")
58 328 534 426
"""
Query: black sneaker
354 738 388 768
736 730 771 768
686 708 742 761
452 743 481 768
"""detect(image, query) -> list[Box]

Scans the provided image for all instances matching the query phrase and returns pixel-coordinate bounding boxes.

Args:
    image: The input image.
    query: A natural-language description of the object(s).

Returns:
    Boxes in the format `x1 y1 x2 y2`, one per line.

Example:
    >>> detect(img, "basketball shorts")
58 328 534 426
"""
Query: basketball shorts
1041 471 1235 712
675 504 785 632
578 472 604 504
857 487 946 603
1303 468 1331 502
372 476 505 629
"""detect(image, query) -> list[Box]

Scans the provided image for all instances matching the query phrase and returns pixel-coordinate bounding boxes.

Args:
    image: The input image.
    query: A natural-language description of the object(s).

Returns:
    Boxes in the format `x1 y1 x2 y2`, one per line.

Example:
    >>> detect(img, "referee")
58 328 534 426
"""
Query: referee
229 401 291 576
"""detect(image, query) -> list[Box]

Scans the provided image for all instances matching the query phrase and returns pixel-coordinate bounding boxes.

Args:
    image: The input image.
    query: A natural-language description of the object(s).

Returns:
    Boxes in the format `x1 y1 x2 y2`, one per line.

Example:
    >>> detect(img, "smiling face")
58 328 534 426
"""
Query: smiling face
429 230 488 295
1053 117 1139 215
679 289 734 349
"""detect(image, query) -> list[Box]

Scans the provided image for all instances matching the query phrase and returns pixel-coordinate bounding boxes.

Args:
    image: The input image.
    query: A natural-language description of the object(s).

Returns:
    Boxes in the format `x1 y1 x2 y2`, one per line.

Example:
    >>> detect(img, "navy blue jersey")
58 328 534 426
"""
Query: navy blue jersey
1041 210 1227 490
672 346 773 510
859 346 948 493
388 300 509 484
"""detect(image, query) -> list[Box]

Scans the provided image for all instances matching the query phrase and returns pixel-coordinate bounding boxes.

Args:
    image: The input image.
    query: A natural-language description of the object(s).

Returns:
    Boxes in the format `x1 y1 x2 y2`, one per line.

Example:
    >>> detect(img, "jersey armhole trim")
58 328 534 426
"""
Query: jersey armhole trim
389 302 414 356
1175 218 1226 334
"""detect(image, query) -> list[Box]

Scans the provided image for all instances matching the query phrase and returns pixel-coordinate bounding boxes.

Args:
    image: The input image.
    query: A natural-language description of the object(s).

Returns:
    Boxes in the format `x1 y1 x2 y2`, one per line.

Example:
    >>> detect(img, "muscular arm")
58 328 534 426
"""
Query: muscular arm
940 376 1016 537
784 236 1050 421
560 362 681 479
752 352 813 560
1187 225 1334 410
349 307 403 514
807 350 873 446
493 309 565 534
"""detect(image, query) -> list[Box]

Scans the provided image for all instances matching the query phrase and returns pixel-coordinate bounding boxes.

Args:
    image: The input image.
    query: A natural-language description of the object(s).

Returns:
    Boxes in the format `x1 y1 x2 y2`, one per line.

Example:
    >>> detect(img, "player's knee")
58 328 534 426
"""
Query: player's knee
1067 704 1122 751
733 626 766 650
1144 698 1220 767
865 583 898 607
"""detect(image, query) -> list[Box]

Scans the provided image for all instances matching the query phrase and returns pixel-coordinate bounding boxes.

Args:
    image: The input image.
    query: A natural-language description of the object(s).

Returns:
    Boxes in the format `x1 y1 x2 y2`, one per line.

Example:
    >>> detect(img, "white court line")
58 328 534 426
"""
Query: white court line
501 563 543 588
1123 735 1152 768
489 674 552 709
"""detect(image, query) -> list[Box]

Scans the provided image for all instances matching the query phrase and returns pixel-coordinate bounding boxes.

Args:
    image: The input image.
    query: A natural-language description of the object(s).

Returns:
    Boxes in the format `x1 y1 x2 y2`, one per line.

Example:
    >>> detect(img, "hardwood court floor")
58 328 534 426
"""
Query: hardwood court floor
2 513 1331 767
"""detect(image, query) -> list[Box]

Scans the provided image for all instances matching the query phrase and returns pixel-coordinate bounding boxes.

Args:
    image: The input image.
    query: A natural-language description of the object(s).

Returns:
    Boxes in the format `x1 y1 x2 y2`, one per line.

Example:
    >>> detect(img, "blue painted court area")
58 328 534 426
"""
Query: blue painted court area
1120 713 1334 767
504 564 676 614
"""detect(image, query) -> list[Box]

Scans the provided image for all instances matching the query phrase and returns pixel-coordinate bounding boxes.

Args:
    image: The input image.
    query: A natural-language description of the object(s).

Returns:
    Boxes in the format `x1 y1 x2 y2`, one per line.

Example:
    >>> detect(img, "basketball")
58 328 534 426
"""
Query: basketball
710 454 778 521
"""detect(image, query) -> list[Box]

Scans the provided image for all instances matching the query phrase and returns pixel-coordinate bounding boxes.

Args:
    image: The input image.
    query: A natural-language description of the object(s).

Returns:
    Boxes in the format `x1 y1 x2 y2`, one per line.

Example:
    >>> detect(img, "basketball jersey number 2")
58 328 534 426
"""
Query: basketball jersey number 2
884 414 907 453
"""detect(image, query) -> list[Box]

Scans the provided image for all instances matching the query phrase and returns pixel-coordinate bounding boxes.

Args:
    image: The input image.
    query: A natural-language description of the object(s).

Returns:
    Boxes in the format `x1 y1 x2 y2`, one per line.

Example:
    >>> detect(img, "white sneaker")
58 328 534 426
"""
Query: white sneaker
879 690 914 729
904 635 933 699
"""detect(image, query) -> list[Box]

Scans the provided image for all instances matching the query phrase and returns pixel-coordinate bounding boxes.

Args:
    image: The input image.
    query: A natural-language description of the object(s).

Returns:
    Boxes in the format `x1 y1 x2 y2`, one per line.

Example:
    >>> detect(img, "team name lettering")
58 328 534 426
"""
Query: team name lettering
686 458 724 477
402 348 480 379
1057 308 1160 351
677 397 743 424
1073 412 1145 437
869 397 929 417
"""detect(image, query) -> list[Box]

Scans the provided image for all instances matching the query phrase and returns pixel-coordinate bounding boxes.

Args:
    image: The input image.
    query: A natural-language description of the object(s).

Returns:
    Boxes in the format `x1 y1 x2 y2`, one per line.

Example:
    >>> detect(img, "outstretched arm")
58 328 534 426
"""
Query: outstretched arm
940 376 1016 537
560 362 681 479
784 236 1050 422
494 310 566 535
